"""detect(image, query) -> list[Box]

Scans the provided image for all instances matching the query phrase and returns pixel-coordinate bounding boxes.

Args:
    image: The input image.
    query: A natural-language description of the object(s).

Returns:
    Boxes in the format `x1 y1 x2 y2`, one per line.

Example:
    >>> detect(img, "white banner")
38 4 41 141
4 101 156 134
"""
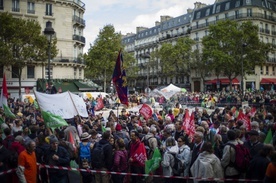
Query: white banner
69 92 88 118
34 91 88 119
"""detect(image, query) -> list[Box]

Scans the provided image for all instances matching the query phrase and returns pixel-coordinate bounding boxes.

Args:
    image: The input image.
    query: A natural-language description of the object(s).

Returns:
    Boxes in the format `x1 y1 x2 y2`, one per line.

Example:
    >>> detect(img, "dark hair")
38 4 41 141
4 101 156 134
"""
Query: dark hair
131 130 139 138
259 144 274 157
227 130 236 140
201 142 214 154
178 136 186 144
102 131 111 140
4 128 11 136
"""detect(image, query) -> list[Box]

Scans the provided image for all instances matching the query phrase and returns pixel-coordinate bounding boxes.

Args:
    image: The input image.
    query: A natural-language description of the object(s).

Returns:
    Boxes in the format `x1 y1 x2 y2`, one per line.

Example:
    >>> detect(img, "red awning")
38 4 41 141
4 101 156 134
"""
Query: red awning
260 78 276 84
205 78 239 84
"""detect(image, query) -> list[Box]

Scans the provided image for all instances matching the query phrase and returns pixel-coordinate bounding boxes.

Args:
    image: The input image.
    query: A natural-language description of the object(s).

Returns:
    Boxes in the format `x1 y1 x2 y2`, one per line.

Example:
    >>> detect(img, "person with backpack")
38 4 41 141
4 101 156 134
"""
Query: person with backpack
78 132 93 165
243 130 264 158
2 128 14 149
221 130 241 181
161 137 179 183
91 131 113 183
190 142 224 183
141 126 158 159
175 135 191 178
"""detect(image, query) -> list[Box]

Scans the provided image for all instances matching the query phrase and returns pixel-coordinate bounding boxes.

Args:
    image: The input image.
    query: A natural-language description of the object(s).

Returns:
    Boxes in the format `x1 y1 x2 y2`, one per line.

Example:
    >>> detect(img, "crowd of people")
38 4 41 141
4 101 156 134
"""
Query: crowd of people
0 90 276 183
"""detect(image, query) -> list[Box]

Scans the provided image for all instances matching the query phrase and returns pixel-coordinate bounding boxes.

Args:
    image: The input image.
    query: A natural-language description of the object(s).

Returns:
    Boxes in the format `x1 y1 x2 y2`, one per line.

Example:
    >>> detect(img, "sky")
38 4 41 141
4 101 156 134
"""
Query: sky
82 0 215 53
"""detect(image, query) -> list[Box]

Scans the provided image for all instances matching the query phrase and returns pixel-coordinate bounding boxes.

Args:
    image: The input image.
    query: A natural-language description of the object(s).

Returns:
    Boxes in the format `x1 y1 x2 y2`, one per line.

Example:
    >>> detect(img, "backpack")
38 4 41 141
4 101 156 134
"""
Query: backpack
171 149 185 175
79 142 92 162
142 136 155 158
226 143 251 173
91 143 109 169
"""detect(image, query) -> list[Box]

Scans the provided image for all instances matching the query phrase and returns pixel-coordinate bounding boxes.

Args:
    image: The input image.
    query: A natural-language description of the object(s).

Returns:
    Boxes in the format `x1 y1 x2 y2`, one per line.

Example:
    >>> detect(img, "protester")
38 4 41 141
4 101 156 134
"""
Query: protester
16 139 37 183
264 150 276 183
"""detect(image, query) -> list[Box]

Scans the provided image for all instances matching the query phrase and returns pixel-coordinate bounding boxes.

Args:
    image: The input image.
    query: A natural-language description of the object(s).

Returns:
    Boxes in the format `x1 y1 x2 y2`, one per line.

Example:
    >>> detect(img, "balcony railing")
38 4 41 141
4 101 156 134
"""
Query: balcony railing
73 34 85 44
52 57 86 64
12 7 20 12
27 9 35 14
191 13 276 32
72 15 85 26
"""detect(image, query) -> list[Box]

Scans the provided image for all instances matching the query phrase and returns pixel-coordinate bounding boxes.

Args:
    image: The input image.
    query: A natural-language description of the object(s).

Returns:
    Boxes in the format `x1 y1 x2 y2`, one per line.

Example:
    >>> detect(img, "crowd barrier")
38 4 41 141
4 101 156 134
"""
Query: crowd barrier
0 164 263 182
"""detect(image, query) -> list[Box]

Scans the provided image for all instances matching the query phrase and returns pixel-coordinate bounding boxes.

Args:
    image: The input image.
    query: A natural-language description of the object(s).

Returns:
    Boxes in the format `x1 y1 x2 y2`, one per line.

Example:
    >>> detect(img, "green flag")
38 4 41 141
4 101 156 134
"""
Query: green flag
41 110 68 128
145 148 162 174
264 129 273 144
0 117 4 126
33 100 39 109
3 104 16 119
101 123 106 132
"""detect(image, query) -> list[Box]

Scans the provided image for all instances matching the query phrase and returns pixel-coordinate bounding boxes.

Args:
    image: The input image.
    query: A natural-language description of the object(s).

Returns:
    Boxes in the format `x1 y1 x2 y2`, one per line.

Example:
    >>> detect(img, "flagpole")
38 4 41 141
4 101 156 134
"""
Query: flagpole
68 91 82 122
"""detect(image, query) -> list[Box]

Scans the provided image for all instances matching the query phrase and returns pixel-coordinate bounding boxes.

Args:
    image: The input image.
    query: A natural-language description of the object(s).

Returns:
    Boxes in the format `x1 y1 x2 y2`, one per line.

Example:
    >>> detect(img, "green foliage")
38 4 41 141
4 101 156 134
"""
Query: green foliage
156 37 195 77
84 24 135 82
202 20 272 86
0 12 57 67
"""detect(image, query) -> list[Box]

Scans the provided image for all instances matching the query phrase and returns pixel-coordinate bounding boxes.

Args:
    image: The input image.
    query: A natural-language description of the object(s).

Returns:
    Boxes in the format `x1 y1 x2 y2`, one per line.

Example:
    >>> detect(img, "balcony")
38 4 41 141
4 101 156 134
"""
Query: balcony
72 0 85 9
52 57 86 64
27 9 35 14
12 7 20 12
73 34 85 44
72 15 85 27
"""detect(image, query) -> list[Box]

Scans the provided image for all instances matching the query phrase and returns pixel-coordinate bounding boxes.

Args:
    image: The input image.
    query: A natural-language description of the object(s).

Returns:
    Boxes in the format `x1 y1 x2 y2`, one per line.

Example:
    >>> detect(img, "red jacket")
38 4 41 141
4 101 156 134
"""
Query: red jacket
11 141 25 154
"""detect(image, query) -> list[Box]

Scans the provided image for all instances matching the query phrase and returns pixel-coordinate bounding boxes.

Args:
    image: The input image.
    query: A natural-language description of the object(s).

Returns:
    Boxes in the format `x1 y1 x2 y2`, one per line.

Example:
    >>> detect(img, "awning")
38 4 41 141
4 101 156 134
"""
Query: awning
205 78 240 84
73 81 94 91
260 78 276 84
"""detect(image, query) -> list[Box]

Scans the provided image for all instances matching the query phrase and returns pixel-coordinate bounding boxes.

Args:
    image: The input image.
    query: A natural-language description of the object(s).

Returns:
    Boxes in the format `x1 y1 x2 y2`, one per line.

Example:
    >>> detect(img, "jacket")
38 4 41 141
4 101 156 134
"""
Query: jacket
96 139 113 170
221 140 240 176
112 149 128 172
190 151 224 183
176 144 191 176
161 145 179 176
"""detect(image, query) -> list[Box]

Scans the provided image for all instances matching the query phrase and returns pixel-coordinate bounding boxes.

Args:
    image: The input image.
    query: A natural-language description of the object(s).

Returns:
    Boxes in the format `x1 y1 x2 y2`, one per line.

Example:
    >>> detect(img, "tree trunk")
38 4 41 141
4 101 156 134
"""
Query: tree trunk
18 67 22 101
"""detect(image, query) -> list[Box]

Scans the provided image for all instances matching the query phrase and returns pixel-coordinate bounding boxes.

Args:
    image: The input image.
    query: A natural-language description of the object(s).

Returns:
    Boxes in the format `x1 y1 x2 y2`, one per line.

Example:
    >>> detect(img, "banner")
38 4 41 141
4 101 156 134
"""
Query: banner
187 112 195 139
264 129 273 144
132 143 147 167
139 104 153 120
35 91 88 119
237 111 251 131
182 110 190 131
41 110 68 128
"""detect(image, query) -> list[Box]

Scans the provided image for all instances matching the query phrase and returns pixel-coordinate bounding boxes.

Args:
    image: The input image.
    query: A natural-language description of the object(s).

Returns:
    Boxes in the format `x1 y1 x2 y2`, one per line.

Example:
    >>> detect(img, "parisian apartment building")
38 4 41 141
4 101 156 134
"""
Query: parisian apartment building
123 0 276 92
0 0 86 98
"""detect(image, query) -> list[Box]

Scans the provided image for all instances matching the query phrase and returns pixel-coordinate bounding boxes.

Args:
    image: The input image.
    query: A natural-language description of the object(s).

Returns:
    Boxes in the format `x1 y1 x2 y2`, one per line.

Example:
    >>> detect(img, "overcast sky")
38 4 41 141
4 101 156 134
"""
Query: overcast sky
82 0 215 53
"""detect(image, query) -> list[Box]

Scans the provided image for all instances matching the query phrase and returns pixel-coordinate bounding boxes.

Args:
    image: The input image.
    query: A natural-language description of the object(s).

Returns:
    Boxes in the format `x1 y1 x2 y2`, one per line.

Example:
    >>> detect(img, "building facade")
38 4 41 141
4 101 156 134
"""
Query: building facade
123 0 276 92
0 0 86 98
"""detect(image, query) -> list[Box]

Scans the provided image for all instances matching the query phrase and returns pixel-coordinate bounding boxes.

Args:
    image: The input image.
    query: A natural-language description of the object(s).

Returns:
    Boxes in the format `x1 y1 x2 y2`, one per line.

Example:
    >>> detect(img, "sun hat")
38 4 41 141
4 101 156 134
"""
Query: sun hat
80 132 91 140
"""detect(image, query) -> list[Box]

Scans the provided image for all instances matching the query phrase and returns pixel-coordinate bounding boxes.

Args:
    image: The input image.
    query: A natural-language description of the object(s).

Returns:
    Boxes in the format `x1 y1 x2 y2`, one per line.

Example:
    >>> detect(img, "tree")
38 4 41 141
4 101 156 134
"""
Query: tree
85 24 135 92
157 37 195 80
0 12 57 98
202 20 272 91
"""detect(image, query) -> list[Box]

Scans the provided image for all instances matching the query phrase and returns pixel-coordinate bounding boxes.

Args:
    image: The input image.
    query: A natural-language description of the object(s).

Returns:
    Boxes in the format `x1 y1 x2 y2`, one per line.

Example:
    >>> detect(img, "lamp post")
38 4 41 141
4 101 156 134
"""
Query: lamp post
43 21 55 88
143 52 150 95
241 43 247 100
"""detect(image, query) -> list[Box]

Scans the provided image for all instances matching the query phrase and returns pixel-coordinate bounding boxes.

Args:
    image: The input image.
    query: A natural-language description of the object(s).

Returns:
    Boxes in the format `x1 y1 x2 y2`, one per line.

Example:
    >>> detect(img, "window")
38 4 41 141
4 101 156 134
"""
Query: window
225 2 230 10
216 5 220 13
260 66 263 74
235 10 239 19
12 66 19 78
246 0 252 5
272 39 275 45
216 15 219 21
196 12 201 19
196 21 199 28
79 68 82 79
45 66 53 79
205 9 210 16
12 0 20 12
225 13 228 19
0 0 3 10
27 1 35 14
27 66 35 78
266 66 269 75
247 9 252 17
205 19 208 26
235 1 240 8
46 3 52 16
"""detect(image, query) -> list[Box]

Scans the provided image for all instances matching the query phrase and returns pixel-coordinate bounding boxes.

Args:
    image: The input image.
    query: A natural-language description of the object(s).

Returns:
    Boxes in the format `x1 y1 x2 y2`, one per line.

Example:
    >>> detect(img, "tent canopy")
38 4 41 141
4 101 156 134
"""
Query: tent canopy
161 84 186 92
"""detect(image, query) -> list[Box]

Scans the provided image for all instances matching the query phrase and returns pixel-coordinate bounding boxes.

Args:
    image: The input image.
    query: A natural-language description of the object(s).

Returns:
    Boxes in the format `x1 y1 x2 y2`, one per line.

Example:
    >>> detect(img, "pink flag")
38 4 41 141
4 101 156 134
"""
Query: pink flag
187 112 196 139
237 111 251 131
139 104 153 120
182 110 190 131
95 97 104 111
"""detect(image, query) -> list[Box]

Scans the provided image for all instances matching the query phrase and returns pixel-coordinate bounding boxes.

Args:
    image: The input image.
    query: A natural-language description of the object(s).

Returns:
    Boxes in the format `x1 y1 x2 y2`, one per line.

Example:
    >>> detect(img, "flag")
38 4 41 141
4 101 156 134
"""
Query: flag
187 112 195 139
95 97 104 111
131 142 147 167
139 104 153 120
101 123 106 132
237 111 251 131
145 148 162 174
41 110 68 128
68 131 77 153
264 129 273 144
112 50 129 106
182 109 190 131
33 100 39 109
0 117 4 126
1 74 16 119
